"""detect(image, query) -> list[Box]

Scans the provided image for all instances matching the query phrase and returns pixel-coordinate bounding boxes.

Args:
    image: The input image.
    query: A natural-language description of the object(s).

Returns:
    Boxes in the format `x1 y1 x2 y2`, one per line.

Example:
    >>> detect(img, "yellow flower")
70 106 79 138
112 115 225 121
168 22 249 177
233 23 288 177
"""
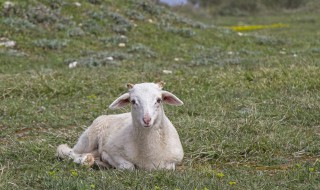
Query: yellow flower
229 181 236 186
226 23 289 32
215 172 225 179
48 171 56 176
309 167 315 172
70 169 78 177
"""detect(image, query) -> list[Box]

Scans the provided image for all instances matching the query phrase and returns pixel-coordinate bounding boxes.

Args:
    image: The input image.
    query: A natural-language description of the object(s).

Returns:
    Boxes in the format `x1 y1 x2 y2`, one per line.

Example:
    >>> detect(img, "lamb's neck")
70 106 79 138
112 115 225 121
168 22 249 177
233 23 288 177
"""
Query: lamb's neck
133 116 169 147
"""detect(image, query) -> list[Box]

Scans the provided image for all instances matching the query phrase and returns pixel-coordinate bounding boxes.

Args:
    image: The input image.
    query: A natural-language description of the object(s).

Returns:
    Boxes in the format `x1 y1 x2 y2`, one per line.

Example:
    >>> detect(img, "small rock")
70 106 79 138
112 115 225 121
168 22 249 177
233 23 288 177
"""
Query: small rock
74 2 81 7
0 37 16 47
118 43 126 47
237 32 244 36
163 70 172 74
68 61 78 69
106 56 113 61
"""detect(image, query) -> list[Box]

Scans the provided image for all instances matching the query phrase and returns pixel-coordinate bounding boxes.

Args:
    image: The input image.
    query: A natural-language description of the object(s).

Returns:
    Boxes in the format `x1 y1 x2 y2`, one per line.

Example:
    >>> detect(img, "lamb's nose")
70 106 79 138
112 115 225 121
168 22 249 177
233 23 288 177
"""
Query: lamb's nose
143 115 151 125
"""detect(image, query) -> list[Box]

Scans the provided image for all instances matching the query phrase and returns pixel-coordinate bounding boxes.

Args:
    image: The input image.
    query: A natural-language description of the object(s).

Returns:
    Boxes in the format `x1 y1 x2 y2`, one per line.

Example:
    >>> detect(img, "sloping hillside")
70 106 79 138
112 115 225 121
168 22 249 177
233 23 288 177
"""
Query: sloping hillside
1 0 213 72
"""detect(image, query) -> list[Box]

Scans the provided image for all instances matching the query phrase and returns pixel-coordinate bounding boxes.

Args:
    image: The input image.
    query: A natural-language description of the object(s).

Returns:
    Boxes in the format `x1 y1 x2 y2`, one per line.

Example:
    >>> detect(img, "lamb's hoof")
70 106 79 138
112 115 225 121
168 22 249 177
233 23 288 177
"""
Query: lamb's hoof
81 154 95 167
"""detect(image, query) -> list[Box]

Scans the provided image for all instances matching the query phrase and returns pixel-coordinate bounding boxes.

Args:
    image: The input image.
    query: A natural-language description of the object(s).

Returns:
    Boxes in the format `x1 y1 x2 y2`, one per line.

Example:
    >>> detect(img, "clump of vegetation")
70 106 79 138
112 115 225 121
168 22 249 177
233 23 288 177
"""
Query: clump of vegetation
0 49 28 57
108 12 133 34
33 39 69 50
126 9 145 20
128 43 157 58
26 4 62 24
67 27 85 37
100 35 128 46
2 18 38 32
254 34 287 46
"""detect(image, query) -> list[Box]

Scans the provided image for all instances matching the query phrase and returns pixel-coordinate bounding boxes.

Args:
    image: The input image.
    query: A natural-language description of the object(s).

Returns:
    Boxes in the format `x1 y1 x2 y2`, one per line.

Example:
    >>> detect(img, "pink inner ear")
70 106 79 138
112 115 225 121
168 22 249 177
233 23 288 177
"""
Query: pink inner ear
163 96 178 104
118 99 130 107
162 92 183 106
109 93 130 109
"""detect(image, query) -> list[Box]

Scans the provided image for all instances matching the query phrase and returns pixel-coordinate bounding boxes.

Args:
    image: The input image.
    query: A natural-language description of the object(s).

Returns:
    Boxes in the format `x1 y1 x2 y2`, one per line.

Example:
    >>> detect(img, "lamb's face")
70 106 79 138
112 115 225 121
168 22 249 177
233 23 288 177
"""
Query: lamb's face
109 82 184 128
129 83 163 128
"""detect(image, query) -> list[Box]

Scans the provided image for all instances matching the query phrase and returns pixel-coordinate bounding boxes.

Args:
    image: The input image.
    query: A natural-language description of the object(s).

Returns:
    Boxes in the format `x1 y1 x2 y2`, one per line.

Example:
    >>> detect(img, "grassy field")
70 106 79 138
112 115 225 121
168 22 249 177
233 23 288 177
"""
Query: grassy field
1 0 320 189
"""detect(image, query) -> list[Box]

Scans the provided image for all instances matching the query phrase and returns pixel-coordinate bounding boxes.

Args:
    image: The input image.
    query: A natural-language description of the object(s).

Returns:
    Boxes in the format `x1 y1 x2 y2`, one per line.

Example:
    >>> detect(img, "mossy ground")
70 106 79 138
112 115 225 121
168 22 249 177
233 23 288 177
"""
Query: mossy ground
1 0 320 189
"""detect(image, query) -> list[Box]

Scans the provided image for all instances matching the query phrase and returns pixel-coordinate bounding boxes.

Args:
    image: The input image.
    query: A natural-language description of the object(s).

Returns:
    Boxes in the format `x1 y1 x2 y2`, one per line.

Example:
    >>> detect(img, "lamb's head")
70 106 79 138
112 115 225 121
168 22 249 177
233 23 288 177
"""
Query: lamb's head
109 82 183 128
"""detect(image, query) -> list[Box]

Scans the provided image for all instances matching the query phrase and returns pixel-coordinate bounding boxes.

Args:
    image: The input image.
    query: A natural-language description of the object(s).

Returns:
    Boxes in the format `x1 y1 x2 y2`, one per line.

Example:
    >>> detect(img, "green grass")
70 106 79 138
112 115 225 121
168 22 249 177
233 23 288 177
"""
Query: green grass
1 0 320 189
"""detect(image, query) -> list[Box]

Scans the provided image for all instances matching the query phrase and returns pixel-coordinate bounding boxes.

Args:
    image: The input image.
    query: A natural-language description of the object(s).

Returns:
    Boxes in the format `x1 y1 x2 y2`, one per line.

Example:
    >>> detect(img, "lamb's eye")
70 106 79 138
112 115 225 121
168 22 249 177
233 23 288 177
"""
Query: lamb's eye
156 98 162 104
131 100 136 105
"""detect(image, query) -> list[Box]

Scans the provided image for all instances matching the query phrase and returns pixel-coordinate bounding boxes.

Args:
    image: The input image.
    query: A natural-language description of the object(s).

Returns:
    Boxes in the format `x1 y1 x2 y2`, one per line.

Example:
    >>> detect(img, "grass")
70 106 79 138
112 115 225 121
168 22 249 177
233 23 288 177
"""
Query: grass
1 0 320 189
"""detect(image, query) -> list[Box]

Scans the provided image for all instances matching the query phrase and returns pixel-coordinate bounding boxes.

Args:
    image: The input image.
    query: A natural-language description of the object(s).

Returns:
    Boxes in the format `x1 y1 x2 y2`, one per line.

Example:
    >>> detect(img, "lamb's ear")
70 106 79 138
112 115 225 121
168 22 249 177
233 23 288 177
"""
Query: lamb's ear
109 93 130 109
162 91 183 106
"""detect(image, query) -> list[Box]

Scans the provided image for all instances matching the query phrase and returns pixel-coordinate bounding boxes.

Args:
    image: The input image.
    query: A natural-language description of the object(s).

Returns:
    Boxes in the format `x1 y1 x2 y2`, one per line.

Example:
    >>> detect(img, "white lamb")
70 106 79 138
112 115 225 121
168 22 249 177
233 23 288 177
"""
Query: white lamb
56 81 184 170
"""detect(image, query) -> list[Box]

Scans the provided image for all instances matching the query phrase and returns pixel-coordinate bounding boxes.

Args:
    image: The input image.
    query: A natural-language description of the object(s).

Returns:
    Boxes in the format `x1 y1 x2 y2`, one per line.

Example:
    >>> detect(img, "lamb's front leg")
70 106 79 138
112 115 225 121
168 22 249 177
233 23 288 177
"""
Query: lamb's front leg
101 151 135 170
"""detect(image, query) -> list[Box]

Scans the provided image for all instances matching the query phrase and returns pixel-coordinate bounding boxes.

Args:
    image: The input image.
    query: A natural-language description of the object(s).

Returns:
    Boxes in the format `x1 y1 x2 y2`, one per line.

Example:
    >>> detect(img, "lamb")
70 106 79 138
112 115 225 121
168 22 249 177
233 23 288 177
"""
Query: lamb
56 81 184 170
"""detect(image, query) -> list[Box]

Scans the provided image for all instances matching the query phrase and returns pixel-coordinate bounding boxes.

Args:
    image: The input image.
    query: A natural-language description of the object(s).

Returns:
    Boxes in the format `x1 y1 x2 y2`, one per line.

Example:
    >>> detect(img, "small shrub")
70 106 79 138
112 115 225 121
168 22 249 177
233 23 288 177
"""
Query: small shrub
26 4 61 25
126 9 145 21
67 27 86 37
33 39 69 50
82 21 104 35
108 12 132 26
100 35 128 45
88 0 102 5
0 49 28 57
112 24 130 34
3 18 37 32
164 27 196 38
164 12 208 29
139 2 164 15
254 35 287 46
128 43 157 58
89 11 106 20
107 12 133 34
